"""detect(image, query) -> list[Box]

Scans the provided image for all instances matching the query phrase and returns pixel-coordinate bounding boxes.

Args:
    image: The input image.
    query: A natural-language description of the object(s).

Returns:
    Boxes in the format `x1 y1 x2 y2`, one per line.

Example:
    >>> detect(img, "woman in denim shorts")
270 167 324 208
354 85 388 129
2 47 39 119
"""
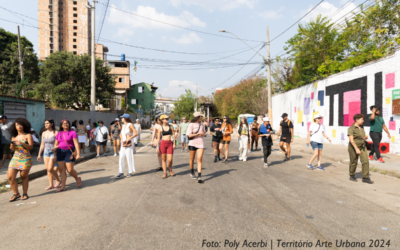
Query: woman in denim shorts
38 119 61 190
306 115 331 171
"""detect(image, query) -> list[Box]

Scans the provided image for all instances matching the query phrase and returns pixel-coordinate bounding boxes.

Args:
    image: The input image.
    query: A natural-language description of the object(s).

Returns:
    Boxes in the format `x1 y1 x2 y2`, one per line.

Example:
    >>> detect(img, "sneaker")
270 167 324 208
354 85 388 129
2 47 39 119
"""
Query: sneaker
103 153 107 157
316 166 324 171
243 158 247 162
197 177 203 183
368 155 374 161
349 176 357 182
115 173 124 179
284 156 290 161
190 173 197 179
264 163 268 168
238 157 242 161
307 164 314 170
378 158 385 163
214 157 218 163
181 149 184 153
126 173 133 178
362 178 374 184
114 153 117 157
95 155 100 158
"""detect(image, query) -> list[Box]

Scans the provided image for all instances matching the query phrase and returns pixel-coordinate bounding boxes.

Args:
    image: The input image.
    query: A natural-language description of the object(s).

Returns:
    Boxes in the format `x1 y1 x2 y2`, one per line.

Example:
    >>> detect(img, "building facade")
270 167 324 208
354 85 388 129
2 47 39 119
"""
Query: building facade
128 83 158 112
38 0 91 60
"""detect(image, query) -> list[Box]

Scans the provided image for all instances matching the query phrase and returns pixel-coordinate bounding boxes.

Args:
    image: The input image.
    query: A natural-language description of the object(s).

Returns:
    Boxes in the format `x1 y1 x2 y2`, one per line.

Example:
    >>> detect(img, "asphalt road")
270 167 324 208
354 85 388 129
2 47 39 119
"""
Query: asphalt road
0 136 399 250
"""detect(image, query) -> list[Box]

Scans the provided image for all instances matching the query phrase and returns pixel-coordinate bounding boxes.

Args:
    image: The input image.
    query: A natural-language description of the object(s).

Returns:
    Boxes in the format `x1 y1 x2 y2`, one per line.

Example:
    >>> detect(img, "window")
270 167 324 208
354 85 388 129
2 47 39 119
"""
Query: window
73 7 77 11
50 18 53 23
73 14 77 17
73 39 76 42
49 24 53 30
73 1 77 4
138 86 144 93
115 63 127 68
73 32 77 36
49 12 53 17
50 38 53 43
50 44 53 49
131 99 137 105
73 45 77 49
49 0 53 4
73 20 77 23
73 51 77 55
73 26 77 30
50 50 53 54
119 78 126 83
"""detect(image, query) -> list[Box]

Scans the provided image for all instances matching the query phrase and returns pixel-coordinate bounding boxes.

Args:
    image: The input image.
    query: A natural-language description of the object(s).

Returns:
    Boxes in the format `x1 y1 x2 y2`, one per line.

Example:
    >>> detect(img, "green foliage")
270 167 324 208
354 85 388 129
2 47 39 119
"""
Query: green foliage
121 97 126 109
173 90 199 120
0 28 40 95
15 77 29 97
33 51 116 110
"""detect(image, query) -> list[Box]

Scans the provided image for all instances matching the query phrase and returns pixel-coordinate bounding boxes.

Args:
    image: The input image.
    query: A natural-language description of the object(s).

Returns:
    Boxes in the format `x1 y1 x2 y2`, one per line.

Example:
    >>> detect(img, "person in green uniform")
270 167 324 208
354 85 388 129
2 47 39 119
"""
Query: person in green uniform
348 114 374 184
368 106 390 163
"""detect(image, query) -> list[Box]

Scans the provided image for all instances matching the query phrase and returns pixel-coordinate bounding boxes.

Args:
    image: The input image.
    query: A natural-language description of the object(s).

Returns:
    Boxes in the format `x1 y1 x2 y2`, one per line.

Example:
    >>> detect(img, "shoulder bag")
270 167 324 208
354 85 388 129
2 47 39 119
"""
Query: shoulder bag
310 124 321 137
188 123 201 141
99 127 108 140
62 132 75 160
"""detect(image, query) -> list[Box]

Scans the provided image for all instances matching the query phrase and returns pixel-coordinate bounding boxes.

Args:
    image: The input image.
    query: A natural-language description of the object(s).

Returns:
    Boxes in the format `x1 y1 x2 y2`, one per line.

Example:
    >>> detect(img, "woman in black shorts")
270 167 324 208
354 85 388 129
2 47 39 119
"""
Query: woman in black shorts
186 112 206 183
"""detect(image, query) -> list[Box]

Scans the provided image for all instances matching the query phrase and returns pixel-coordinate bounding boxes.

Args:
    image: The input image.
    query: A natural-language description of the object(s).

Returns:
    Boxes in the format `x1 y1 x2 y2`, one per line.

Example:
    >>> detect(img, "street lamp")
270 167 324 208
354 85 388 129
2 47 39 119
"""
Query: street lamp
219 29 273 124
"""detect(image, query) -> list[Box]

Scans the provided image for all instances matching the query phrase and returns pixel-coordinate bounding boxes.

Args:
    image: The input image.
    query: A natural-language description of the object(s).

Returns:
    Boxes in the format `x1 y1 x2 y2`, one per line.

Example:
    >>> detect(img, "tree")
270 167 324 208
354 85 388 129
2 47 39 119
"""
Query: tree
34 51 116 110
269 56 294 91
0 28 40 95
173 90 198 120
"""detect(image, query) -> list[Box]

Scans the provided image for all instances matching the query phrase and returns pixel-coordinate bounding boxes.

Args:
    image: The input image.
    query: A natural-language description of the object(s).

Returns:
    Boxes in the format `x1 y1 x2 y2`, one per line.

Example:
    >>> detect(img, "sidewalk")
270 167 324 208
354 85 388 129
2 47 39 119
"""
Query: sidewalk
0 129 153 185
288 137 400 177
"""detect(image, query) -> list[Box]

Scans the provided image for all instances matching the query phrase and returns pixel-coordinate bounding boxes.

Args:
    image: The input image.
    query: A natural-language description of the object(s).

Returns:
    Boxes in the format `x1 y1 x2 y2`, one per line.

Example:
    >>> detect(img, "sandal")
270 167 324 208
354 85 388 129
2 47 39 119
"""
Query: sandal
55 188 67 193
21 194 29 200
169 169 175 177
162 173 168 179
77 177 82 188
9 193 21 202
45 186 55 191
54 182 61 188
155 167 162 171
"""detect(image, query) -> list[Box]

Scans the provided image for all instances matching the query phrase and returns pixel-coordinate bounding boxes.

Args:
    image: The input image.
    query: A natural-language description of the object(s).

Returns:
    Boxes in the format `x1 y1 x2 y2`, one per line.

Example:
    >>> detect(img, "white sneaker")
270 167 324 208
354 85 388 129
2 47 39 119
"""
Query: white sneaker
264 163 268 168
114 153 117 157
243 158 247 162
238 157 242 161
96 155 100 158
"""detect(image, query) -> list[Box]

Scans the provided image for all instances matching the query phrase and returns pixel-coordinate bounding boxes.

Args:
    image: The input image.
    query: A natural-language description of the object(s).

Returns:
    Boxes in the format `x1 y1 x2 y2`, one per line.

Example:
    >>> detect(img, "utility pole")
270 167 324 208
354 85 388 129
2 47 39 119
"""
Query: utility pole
90 1 96 125
267 26 272 125
17 26 25 97
195 83 198 112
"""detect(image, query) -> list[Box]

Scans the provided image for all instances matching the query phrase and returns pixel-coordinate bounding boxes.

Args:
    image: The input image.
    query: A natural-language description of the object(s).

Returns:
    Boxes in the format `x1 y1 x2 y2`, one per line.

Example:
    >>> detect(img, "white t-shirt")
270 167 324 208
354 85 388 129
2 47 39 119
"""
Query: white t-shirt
309 123 325 143
94 126 109 142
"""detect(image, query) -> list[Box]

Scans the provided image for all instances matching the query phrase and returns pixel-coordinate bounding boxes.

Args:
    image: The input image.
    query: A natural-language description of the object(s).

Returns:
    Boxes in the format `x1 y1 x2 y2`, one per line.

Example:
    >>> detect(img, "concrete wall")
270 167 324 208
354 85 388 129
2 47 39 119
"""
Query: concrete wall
272 50 400 154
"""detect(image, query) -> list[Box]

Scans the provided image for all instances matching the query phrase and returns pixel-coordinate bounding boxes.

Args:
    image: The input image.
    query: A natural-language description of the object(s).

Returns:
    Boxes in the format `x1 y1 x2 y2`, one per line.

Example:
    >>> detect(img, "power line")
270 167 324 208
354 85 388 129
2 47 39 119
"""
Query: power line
97 0 110 43
270 0 325 43
97 2 264 43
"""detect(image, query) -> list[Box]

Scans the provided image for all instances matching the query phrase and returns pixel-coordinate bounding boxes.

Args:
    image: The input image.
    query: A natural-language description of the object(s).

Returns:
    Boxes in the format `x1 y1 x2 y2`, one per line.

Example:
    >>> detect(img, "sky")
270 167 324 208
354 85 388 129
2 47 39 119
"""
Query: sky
0 0 363 98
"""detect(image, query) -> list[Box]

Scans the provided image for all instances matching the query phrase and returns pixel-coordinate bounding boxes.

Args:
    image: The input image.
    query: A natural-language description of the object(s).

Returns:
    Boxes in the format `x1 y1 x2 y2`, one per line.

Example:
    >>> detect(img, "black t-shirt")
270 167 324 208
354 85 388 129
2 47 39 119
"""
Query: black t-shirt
210 124 222 142
259 124 273 146
280 119 293 137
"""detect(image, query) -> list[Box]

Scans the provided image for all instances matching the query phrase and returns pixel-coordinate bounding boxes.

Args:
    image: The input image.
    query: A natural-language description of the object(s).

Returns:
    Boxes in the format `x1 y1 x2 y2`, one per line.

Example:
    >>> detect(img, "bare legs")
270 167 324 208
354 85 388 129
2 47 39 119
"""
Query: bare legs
7 168 30 199
44 156 60 188
79 143 85 154
161 154 174 177
219 143 230 160
57 161 80 190
279 141 291 158
189 149 204 173
309 149 322 166
113 140 120 155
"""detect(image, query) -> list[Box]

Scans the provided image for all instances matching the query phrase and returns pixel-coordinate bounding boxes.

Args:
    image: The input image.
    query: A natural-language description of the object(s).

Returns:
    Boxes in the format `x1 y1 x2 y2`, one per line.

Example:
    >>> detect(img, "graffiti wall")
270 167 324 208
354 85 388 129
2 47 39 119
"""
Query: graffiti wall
272 50 400 153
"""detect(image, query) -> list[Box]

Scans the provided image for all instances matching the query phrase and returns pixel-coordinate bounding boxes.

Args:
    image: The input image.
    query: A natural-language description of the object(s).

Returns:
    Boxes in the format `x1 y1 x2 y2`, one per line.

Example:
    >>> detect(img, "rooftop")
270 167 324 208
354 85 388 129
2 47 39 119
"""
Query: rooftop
0 95 46 103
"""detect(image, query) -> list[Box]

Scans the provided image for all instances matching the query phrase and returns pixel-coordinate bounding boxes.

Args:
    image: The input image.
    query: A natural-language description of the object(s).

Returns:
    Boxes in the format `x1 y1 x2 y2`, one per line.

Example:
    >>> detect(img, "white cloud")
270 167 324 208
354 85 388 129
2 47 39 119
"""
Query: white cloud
108 5 206 37
257 6 285 19
209 69 214 72
170 0 258 11
160 80 197 97
300 1 359 24
171 32 203 44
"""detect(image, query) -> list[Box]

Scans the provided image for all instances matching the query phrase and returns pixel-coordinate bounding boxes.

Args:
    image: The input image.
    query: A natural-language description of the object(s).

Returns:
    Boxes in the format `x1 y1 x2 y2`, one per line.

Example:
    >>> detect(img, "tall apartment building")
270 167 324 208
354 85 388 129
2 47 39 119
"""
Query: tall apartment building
38 0 91 60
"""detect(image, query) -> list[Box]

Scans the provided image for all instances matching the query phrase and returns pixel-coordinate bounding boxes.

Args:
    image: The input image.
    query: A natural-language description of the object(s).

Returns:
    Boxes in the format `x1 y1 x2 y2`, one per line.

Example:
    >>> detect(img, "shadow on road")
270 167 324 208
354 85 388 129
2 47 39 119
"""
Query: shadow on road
203 169 237 183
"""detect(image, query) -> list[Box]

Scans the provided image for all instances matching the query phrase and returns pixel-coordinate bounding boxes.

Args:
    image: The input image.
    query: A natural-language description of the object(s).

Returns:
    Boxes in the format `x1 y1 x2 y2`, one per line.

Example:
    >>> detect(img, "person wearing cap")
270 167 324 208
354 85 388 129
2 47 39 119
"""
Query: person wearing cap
209 117 222 162
156 114 177 179
0 115 13 169
186 111 206 183
110 118 122 156
276 113 294 161
259 117 274 167
369 106 390 163
219 115 233 163
306 114 331 171
116 114 138 179
93 120 110 157
133 119 142 146
178 116 189 152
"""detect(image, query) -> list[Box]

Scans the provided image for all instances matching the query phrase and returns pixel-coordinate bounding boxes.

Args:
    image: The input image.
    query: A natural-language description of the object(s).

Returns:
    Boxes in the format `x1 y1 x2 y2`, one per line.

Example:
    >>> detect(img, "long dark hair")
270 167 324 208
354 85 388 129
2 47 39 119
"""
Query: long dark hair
45 119 56 131
223 116 231 125
10 117 31 137
123 118 133 124
191 116 202 123
239 117 248 128
60 119 71 131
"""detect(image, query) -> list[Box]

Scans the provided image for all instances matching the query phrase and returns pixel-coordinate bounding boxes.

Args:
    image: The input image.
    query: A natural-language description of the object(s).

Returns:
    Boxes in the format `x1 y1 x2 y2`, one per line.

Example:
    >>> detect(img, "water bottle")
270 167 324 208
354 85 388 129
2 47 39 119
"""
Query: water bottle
307 144 309 149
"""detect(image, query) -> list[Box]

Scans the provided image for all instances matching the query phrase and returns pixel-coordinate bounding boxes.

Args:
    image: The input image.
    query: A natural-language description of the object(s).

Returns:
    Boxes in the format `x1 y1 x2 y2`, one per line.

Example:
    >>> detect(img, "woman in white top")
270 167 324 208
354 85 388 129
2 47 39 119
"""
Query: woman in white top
151 116 163 171
237 117 250 161
133 119 141 146
93 121 110 157
116 114 138 178
306 115 331 171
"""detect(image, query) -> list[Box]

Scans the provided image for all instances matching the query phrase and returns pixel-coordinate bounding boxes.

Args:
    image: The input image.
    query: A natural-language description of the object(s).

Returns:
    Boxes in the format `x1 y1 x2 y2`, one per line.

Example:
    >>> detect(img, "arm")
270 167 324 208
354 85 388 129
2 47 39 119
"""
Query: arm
73 137 81 159
151 126 157 146
277 126 282 137
349 135 361 154
128 124 138 141
37 134 45 161
290 126 294 143
306 131 311 144
321 132 332 143
369 111 375 121
382 124 391 138
156 129 161 153
10 137 16 151
172 129 177 148
19 134 34 151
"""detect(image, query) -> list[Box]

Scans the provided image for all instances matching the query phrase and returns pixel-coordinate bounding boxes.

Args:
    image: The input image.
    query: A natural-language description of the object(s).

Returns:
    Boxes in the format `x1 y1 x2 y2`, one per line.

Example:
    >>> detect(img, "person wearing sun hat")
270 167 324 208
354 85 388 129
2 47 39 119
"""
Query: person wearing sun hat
306 114 331 171
156 114 177 179
186 111 206 183
259 117 274 168
219 115 233 164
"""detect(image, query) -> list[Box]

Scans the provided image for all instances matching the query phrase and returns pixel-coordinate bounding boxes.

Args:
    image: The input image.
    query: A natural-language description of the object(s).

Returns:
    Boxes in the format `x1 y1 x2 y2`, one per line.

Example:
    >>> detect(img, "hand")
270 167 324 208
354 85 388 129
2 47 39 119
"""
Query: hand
291 138 293 143
198 132 204 136
306 140 310 145
51 146 58 152
355 148 361 155
388 133 391 138
328 138 332 143
75 154 81 160
372 107 376 113
14 140 21 146
173 145 176 149
37 156 41 162
156 148 160 154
